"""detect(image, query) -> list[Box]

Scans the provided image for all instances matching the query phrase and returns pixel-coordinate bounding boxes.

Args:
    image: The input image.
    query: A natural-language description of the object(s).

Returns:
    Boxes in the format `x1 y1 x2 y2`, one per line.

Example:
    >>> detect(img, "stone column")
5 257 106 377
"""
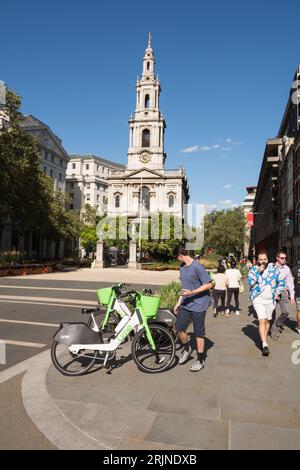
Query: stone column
128 240 138 270
95 241 104 268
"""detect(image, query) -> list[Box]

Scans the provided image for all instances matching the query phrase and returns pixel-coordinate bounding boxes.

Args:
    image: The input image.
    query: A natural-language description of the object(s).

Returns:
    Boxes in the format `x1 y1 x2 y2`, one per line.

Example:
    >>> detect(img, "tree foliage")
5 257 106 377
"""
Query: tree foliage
204 207 246 258
0 88 82 246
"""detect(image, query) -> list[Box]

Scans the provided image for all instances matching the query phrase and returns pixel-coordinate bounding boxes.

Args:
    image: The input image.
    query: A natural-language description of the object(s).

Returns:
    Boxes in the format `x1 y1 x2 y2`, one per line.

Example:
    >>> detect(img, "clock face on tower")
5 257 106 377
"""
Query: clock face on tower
139 152 151 164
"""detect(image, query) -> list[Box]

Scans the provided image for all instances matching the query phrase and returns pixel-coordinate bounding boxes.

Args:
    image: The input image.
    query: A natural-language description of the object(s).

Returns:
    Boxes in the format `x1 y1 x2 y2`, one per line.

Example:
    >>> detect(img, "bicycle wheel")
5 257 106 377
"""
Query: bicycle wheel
51 339 97 376
87 311 120 341
132 325 175 373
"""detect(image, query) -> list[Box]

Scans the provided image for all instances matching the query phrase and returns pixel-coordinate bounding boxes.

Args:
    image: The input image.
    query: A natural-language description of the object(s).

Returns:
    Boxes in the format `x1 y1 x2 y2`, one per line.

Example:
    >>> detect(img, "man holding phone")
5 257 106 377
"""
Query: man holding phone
248 251 285 356
173 246 213 372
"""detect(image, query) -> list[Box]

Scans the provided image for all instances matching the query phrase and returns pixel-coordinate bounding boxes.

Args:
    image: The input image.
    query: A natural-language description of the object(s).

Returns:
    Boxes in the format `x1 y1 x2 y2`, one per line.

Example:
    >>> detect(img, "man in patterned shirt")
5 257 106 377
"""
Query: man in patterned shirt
248 251 285 356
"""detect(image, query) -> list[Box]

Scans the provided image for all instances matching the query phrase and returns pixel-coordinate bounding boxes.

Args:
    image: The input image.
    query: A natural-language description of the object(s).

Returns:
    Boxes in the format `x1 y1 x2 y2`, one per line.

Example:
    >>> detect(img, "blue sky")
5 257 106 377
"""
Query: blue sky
2 0 300 211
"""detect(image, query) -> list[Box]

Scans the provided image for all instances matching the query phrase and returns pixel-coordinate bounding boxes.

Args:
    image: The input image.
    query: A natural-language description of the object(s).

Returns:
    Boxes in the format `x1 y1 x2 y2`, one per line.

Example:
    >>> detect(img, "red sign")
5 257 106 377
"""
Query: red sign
247 212 254 226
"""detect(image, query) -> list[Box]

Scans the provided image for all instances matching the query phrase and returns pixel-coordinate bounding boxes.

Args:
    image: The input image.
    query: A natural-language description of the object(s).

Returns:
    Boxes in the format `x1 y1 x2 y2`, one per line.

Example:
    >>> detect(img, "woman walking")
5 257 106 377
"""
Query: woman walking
225 260 242 316
213 265 227 317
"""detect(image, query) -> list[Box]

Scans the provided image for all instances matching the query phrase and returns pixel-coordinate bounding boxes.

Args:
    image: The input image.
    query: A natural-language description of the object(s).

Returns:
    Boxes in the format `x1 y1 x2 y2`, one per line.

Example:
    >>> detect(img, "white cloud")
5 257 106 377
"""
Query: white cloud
181 145 200 153
222 184 232 190
218 199 233 206
181 143 221 153
231 203 239 208
226 138 242 145
222 147 232 151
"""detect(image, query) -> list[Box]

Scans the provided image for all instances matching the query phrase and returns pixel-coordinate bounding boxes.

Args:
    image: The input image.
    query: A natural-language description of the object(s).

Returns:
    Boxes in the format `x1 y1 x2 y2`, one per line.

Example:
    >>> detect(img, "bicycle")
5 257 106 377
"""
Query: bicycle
85 283 178 344
51 288 176 376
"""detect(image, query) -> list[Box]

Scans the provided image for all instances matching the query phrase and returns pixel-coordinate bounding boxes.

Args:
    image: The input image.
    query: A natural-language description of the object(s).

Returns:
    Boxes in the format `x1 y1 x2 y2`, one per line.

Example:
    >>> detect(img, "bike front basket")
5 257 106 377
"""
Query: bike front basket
97 287 113 305
140 295 160 318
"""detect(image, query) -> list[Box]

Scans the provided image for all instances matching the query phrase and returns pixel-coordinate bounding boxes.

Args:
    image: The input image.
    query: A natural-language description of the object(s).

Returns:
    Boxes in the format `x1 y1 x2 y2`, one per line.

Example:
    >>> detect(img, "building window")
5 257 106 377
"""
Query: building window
60 159 63 167
86 194 90 201
86 164 89 170
142 129 150 148
51 155 54 163
86 183 90 189
72 163 76 169
145 94 150 108
140 186 150 210
50 169 53 178
59 173 62 182
97 165 99 171
169 194 175 208
115 194 120 208
69 204 74 210
70 182 74 189
97 194 99 202
147 61 150 71
44 166 47 173
70 193 74 199
45 151 48 160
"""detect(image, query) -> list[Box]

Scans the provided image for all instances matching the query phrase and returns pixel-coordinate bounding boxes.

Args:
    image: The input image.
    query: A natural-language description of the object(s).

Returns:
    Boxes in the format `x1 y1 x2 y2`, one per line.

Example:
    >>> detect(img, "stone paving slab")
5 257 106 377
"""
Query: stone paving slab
55 400 158 443
147 388 220 420
220 397 300 429
229 421 300 450
146 413 229 450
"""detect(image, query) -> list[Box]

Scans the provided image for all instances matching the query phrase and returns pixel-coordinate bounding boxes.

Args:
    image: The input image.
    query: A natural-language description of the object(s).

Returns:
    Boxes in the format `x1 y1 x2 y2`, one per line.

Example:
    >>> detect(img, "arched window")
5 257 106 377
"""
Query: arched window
140 186 150 210
144 94 150 108
142 129 150 147
115 194 120 208
147 61 150 71
169 194 175 208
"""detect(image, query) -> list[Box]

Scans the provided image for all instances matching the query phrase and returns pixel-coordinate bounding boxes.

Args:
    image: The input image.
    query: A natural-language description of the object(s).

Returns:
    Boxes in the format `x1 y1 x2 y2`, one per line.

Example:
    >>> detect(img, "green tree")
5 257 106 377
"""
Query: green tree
0 88 82 253
204 207 246 258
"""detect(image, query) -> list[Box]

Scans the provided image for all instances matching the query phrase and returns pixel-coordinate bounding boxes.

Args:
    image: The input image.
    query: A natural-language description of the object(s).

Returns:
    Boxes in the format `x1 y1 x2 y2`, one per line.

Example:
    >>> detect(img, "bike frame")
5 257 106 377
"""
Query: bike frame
69 297 156 357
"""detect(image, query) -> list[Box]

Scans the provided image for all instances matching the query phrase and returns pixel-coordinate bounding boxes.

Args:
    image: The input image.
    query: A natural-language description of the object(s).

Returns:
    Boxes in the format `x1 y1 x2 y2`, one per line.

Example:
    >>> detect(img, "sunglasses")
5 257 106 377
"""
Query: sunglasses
278 256 286 260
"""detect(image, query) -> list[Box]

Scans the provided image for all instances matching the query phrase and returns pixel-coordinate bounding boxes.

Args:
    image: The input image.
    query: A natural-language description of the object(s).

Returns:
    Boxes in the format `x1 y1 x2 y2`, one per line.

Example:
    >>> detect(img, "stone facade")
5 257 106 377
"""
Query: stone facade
253 64 300 264
1 114 69 259
242 186 256 259
66 154 125 214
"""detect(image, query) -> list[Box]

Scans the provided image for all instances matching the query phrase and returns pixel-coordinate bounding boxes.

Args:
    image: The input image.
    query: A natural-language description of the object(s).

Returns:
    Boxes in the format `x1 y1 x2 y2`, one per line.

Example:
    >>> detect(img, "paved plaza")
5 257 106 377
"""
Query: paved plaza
0 269 300 450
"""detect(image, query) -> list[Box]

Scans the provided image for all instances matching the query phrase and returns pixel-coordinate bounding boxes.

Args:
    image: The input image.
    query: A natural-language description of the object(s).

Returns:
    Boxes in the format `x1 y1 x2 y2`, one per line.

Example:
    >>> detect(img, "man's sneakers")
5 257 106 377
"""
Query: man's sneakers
190 360 205 372
225 309 230 317
178 346 192 365
295 327 300 335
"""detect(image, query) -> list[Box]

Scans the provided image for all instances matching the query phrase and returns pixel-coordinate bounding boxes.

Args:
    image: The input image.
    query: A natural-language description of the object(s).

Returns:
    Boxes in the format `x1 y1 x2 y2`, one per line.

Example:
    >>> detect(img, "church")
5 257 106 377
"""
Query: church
107 35 189 221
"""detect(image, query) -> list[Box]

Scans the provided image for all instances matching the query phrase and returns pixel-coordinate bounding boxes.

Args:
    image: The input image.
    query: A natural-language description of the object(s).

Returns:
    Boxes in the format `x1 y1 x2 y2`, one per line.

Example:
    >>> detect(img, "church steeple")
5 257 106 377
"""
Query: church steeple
127 34 166 171
142 32 155 80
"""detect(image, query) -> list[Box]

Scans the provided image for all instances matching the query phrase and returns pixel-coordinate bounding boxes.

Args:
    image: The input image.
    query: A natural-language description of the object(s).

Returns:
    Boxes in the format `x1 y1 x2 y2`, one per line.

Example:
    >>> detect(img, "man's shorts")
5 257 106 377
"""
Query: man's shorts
176 307 206 337
296 297 300 311
253 301 275 321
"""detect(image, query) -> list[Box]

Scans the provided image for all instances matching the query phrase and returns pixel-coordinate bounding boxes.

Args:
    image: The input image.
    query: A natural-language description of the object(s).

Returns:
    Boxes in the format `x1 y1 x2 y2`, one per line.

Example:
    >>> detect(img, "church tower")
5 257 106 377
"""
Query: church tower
127 33 166 171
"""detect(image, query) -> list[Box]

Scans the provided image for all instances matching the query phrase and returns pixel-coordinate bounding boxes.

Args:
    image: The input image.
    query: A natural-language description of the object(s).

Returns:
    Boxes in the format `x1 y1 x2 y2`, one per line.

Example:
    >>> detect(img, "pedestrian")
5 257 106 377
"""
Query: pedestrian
248 251 285 356
213 264 227 317
292 260 300 334
270 250 295 339
225 260 242 316
173 246 214 372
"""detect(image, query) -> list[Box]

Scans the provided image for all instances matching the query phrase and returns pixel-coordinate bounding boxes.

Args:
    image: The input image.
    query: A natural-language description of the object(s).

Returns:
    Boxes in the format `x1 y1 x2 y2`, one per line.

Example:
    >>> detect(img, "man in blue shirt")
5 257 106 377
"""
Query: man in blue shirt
173 246 213 372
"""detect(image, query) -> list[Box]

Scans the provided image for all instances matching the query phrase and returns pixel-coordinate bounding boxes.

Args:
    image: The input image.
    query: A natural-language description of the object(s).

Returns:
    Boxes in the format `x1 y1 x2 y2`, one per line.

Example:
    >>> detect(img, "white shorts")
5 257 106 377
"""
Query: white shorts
253 301 275 321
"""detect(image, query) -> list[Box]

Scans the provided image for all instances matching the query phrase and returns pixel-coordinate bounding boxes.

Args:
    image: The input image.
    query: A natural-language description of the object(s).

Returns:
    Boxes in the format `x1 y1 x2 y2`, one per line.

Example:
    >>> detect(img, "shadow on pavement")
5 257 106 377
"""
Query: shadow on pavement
242 323 261 351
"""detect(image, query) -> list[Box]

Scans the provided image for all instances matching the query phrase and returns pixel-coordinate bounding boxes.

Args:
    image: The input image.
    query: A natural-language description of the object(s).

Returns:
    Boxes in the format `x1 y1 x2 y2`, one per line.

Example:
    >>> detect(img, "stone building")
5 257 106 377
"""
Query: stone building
66 154 125 214
242 186 256 259
1 114 69 258
253 64 300 264
106 35 189 221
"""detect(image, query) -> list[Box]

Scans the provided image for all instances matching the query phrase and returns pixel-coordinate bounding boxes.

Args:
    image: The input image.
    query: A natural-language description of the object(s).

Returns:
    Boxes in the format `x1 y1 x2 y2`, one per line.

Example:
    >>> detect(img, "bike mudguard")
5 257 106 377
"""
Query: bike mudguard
53 323 102 347
148 308 176 327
